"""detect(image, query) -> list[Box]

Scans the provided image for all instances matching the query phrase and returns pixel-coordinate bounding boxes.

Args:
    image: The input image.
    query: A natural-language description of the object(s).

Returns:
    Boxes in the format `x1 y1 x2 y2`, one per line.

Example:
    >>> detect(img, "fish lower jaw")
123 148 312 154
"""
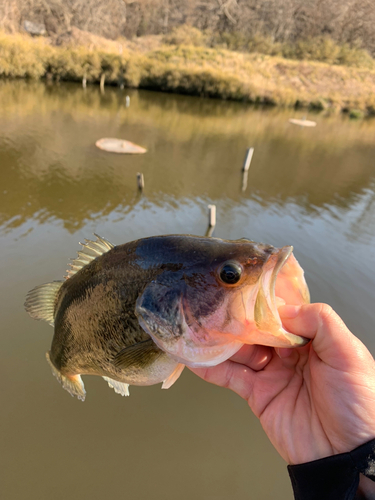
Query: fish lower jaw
251 248 310 348
167 340 243 368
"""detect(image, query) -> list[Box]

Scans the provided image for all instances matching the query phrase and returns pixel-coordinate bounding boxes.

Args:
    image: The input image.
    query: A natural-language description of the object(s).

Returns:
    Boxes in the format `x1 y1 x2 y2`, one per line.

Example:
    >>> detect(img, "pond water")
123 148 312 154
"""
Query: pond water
1 80 375 500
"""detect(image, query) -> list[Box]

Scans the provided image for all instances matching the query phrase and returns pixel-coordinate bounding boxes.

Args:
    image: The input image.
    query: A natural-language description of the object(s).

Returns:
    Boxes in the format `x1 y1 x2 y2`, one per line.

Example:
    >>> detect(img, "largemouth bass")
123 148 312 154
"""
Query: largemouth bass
25 234 310 401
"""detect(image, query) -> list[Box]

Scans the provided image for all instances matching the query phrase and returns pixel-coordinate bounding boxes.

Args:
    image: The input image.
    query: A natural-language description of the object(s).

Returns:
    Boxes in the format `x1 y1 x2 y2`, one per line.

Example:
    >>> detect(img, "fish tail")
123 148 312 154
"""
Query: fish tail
46 352 86 401
24 281 64 326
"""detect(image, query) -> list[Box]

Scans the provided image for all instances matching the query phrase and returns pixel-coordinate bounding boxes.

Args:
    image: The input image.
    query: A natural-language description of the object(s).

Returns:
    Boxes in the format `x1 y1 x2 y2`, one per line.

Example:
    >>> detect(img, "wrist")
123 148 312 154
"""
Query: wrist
288 439 375 500
358 475 375 499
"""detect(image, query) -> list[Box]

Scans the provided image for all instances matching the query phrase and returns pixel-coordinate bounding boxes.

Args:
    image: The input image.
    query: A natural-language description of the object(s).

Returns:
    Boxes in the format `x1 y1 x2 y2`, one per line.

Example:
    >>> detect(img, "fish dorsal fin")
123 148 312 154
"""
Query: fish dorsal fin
65 233 114 279
24 280 64 326
102 377 130 397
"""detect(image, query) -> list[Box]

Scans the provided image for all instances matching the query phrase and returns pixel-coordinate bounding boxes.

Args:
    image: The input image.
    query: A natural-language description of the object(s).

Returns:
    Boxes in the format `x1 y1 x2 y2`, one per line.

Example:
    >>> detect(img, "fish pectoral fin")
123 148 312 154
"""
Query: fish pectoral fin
46 352 86 401
103 377 130 397
113 339 163 370
162 363 185 390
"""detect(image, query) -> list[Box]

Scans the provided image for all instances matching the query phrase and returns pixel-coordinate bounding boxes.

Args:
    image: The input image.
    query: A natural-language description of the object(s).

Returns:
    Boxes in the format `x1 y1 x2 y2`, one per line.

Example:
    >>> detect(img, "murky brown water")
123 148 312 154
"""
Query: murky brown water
2 80 375 500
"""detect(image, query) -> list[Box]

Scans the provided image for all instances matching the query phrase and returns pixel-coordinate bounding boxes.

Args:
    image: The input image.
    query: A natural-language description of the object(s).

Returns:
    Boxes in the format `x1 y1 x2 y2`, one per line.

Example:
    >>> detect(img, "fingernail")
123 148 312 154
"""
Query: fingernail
279 305 301 319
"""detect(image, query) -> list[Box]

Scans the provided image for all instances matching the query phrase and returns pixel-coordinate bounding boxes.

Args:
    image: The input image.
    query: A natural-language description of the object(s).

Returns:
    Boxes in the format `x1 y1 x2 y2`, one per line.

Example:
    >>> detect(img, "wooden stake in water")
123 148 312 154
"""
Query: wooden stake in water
100 73 106 93
82 74 87 89
205 204 216 237
137 172 144 191
241 171 249 192
125 96 130 108
242 147 254 172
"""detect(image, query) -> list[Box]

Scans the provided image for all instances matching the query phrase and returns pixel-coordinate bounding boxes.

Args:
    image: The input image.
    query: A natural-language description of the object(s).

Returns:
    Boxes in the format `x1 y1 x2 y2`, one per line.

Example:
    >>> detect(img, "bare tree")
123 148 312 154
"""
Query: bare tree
1 0 374 55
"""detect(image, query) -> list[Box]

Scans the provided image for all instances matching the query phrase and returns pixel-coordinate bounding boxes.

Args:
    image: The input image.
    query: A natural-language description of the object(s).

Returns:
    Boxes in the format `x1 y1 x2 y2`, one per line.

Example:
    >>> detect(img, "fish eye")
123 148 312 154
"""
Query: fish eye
219 261 242 285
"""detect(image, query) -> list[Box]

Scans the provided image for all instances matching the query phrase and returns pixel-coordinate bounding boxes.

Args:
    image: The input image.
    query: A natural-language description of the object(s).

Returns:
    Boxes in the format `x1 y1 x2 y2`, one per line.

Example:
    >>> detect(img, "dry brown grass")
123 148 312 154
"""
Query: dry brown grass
0 32 375 115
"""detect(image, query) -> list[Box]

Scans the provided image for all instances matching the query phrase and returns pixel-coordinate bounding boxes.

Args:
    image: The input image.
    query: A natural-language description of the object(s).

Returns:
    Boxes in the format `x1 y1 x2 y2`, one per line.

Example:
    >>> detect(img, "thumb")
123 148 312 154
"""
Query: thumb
279 303 372 371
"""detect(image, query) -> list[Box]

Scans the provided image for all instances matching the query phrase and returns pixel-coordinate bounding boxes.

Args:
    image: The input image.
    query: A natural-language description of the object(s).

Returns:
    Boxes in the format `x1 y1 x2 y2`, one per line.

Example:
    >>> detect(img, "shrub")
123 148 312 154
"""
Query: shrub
247 35 282 57
0 32 47 78
349 109 364 119
163 26 208 47
337 44 374 68
99 52 125 83
281 37 374 68
283 37 340 64
124 57 145 87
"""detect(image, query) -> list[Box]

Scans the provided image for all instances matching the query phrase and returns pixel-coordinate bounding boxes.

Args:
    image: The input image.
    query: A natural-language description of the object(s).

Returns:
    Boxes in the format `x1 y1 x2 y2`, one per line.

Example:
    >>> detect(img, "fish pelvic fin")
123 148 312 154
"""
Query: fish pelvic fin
162 363 185 390
103 377 130 397
24 281 63 326
65 233 114 279
46 352 86 401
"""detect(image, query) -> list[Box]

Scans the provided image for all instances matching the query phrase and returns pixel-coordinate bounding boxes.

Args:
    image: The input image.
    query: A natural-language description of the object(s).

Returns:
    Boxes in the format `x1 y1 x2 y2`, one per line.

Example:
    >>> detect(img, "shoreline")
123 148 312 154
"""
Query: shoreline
1 32 374 117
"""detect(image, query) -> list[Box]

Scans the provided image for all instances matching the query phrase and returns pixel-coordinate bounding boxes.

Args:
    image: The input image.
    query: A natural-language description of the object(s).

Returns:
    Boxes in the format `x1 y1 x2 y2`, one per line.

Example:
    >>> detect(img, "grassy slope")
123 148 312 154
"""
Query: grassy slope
0 32 374 114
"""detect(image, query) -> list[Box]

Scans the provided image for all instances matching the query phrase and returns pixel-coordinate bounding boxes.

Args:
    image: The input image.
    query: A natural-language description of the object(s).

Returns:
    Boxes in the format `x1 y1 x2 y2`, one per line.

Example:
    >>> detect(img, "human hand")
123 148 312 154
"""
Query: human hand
189 303 375 465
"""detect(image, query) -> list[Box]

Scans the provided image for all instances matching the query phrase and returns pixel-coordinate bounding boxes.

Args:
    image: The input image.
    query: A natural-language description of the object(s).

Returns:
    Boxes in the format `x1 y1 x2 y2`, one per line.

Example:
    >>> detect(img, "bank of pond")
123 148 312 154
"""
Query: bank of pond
1 32 375 117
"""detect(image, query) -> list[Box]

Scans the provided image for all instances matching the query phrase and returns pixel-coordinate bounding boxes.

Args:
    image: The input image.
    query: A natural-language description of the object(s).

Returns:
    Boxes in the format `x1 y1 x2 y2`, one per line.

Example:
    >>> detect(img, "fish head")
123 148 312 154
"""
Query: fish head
135 236 310 368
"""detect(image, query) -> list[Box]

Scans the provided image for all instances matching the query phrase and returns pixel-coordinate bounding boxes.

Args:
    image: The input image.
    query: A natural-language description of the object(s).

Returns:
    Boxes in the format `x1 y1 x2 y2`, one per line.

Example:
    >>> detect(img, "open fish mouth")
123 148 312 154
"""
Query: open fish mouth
252 246 310 348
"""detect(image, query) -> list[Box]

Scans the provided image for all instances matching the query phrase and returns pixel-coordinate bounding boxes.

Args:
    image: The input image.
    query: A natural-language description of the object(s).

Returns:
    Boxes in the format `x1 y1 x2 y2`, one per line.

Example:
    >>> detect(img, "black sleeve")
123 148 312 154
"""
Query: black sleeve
287 439 375 500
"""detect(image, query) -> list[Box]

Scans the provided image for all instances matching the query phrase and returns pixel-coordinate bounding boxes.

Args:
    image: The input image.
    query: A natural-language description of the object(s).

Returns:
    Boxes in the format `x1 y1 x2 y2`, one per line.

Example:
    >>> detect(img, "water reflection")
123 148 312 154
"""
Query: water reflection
2 81 375 500
1 80 375 234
